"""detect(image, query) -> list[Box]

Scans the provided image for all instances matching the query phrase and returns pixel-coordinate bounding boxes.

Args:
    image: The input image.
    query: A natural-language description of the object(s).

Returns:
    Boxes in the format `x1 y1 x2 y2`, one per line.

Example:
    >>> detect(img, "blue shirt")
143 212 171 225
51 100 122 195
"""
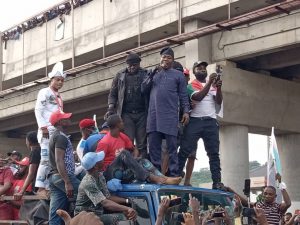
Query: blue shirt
83 132 107 156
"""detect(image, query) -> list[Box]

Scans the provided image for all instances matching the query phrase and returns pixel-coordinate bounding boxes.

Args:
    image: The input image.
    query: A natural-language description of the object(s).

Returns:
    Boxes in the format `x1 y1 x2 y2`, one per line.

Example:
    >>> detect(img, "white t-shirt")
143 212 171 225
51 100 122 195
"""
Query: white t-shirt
35 87 63 129
76 138 86 161
190 84 218 118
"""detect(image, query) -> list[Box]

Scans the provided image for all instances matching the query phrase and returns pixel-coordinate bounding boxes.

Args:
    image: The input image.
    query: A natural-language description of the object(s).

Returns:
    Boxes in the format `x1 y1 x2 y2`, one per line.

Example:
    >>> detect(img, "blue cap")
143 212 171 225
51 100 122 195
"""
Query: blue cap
81 152 105 170
107 178 123 192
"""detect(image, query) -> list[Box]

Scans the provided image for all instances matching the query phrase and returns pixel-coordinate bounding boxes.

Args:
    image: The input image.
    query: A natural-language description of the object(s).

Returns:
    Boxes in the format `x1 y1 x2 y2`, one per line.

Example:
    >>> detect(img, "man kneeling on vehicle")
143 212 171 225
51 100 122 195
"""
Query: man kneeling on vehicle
74 151 137 225
96 114 182 185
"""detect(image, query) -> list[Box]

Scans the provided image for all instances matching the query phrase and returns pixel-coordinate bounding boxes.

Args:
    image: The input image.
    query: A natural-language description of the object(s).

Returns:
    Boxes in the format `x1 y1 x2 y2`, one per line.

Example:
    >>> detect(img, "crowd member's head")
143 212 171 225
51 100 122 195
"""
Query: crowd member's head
26 131 39 150
79 118 97 138
183 68 190 84
14 157 30 179
193 61 208 82
107 114 124 131
263 186 277 204
160 47 174 70
49 110 72 128
284 212 293 224
81 151 105 173
7 150 22 161
48 62 66 91
126 53 141 74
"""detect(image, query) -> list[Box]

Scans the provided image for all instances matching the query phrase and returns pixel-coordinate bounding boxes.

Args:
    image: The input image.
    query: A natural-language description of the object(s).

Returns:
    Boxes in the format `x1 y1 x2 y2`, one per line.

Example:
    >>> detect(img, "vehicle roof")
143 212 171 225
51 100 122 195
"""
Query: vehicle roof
120 183 233 196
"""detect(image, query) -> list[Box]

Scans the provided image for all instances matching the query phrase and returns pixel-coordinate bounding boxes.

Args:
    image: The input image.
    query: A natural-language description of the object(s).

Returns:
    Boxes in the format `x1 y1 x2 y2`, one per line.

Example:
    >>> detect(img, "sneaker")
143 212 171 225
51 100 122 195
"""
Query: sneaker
212 182 227 191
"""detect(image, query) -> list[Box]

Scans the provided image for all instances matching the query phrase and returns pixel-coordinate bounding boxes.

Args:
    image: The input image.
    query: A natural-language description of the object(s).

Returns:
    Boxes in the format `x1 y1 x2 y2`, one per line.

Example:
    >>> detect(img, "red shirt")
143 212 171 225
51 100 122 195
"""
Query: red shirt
0 167 14 196
96 132 133 170
12 179 32 194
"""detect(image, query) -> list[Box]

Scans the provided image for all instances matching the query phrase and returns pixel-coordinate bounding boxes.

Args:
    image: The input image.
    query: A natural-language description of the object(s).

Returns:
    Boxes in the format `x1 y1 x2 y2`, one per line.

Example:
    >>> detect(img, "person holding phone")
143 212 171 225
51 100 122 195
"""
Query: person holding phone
177 61 224 190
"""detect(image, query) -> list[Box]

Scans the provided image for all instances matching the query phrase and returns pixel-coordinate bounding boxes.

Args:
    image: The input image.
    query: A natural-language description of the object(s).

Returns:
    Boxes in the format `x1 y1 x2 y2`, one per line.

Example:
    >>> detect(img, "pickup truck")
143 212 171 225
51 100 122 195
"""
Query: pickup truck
113 184 234 225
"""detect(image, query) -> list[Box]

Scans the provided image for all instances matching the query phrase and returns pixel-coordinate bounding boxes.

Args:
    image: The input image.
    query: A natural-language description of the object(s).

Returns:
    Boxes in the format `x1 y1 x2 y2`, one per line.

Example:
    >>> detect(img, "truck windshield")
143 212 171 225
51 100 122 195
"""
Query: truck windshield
158 189 234 225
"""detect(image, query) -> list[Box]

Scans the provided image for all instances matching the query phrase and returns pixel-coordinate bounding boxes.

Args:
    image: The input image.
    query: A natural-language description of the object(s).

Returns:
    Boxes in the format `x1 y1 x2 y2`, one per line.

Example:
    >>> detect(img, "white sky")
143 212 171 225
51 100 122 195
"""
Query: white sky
1 1 269 169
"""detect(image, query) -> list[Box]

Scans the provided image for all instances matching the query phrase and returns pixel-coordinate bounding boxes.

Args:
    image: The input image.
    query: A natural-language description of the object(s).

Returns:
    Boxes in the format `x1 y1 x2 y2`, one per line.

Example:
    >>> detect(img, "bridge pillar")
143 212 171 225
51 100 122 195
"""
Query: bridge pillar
277 133 300 211
0 133 26 157
220 125 249 195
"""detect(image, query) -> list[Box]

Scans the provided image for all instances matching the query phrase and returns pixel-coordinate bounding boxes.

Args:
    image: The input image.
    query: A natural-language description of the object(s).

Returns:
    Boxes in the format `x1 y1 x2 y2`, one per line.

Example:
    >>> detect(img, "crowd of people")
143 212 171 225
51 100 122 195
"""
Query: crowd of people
0 46 297 225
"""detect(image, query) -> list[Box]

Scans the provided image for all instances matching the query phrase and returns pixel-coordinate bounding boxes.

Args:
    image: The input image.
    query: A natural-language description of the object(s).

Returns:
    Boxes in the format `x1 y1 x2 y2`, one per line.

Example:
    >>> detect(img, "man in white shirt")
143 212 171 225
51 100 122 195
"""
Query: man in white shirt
34 62 66 192
177 61 224 190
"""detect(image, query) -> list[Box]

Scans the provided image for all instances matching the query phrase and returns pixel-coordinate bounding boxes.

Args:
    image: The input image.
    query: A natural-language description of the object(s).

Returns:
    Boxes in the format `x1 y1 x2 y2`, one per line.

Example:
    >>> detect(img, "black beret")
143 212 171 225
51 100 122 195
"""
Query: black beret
126 53 141 64
160 47 174 58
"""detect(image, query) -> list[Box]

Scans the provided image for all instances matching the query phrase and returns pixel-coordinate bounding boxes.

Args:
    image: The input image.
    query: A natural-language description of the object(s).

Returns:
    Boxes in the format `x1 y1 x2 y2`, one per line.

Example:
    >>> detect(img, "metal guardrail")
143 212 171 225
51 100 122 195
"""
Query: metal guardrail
0 0 300 98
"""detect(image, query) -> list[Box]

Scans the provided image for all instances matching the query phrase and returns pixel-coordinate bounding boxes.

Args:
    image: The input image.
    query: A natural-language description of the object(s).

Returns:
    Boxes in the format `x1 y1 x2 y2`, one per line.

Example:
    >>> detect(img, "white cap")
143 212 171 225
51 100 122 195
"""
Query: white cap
48 62 66 79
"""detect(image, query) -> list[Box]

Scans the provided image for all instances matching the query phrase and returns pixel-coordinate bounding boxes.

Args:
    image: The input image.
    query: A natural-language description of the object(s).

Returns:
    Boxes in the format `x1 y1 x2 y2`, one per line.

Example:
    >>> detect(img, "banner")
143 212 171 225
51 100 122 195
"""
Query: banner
267 127 282 203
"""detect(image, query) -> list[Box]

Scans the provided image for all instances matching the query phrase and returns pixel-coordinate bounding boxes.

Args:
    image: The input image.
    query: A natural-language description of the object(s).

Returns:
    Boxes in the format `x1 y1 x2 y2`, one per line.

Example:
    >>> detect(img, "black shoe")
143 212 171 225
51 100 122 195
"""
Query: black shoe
212 182 227 191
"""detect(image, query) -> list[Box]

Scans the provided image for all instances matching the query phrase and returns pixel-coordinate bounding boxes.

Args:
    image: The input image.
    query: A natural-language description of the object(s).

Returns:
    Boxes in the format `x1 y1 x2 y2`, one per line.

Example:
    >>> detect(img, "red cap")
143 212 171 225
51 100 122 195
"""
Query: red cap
49 110 72 126
79 119 95 129
15 157 30 166
183 68 190 76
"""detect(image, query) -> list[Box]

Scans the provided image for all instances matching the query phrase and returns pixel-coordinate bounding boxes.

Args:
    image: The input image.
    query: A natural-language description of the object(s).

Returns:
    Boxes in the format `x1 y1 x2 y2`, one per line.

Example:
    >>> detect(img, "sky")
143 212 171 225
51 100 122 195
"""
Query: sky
0 0 63 31
0 0 269 169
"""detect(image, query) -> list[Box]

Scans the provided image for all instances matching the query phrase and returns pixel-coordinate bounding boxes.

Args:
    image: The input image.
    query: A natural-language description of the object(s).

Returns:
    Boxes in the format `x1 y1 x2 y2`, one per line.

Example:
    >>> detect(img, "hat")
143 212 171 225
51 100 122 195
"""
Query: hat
48 62 66 79
160 47 174 58
192 61 208 71
15 157 30 166
79 119 95 129
183 68 190 76
107 178 123 191
172 61 183 72
101 122 109 129
81 151 105 170
7 151 22 158
125 53 141 65
49 110 72 126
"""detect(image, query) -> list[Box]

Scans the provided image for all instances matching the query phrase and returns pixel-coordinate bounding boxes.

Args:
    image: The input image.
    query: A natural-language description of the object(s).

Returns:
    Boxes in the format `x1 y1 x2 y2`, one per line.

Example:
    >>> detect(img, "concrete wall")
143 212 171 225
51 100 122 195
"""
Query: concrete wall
220 64 300 133
2 0 266 82
212 10 300 61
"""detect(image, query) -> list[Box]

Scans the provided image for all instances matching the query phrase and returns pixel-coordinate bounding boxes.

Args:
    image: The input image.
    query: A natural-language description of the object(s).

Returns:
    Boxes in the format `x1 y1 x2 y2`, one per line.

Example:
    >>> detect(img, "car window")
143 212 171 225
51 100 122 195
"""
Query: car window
131 196 152 225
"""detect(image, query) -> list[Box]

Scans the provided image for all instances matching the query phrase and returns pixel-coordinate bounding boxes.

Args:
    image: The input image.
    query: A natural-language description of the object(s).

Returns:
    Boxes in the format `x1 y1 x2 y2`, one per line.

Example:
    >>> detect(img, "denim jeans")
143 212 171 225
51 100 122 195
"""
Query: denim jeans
104 150 150 182
178 117 221 183
48 173 80 225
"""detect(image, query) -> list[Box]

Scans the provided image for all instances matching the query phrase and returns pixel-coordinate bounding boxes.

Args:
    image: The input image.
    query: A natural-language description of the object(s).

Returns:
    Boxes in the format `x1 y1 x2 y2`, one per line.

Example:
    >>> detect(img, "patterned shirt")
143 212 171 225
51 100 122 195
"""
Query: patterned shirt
49 129 75 175
256 202 283 225
75 173 110 217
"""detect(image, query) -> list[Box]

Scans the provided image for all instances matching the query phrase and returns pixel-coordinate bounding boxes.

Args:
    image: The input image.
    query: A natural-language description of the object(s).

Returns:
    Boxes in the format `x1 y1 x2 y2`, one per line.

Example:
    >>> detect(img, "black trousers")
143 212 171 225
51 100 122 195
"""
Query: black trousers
122 112 147 158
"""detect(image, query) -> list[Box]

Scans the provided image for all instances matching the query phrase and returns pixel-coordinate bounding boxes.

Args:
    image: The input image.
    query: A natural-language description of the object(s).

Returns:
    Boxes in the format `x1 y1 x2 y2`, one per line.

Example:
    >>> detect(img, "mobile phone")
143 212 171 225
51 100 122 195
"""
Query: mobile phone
243 179 251 197
295 209 300 215
169 197 182 207
171 212 184 223
213 211 224 217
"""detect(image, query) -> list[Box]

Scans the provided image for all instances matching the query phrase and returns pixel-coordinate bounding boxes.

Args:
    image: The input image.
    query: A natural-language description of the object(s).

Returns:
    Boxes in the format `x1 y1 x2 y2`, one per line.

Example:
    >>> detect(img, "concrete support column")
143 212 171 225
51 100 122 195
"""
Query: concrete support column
220 125 249 195
0 133 26 156
184 20 212 79
277 134 300 211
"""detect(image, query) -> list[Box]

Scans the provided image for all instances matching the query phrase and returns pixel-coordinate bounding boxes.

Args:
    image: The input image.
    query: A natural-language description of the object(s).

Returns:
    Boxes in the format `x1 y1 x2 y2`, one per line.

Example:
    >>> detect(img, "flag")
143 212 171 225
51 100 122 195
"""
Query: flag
267 127 282 203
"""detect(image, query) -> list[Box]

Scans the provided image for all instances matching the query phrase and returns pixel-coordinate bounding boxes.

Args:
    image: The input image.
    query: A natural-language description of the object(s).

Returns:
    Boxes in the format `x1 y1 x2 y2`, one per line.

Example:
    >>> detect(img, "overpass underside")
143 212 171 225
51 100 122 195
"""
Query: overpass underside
0 0 299 209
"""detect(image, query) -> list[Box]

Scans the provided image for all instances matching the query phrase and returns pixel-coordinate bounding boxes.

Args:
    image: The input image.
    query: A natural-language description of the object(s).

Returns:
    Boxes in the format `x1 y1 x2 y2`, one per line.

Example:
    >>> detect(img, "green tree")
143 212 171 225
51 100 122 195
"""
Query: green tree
190 168 212 187
249 161 261 171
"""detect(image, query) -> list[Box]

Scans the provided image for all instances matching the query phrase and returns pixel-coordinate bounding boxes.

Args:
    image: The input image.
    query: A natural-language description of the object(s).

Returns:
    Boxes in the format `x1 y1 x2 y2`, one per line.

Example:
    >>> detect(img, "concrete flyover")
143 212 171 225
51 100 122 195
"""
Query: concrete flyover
0 0 300 208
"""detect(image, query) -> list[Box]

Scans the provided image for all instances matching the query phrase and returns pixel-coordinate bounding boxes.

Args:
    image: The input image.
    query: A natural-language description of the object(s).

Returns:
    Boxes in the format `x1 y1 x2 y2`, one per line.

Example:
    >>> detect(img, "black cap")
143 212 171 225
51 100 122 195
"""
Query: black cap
125 53 141 64
172 61 183 72
160 47 174 58
192 61 208 71
7 150 22 158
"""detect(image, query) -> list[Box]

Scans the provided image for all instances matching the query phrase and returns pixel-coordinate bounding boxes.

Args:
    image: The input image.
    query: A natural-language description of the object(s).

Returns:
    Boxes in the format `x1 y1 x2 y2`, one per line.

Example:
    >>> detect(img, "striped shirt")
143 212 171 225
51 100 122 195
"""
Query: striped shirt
256 202 282 225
